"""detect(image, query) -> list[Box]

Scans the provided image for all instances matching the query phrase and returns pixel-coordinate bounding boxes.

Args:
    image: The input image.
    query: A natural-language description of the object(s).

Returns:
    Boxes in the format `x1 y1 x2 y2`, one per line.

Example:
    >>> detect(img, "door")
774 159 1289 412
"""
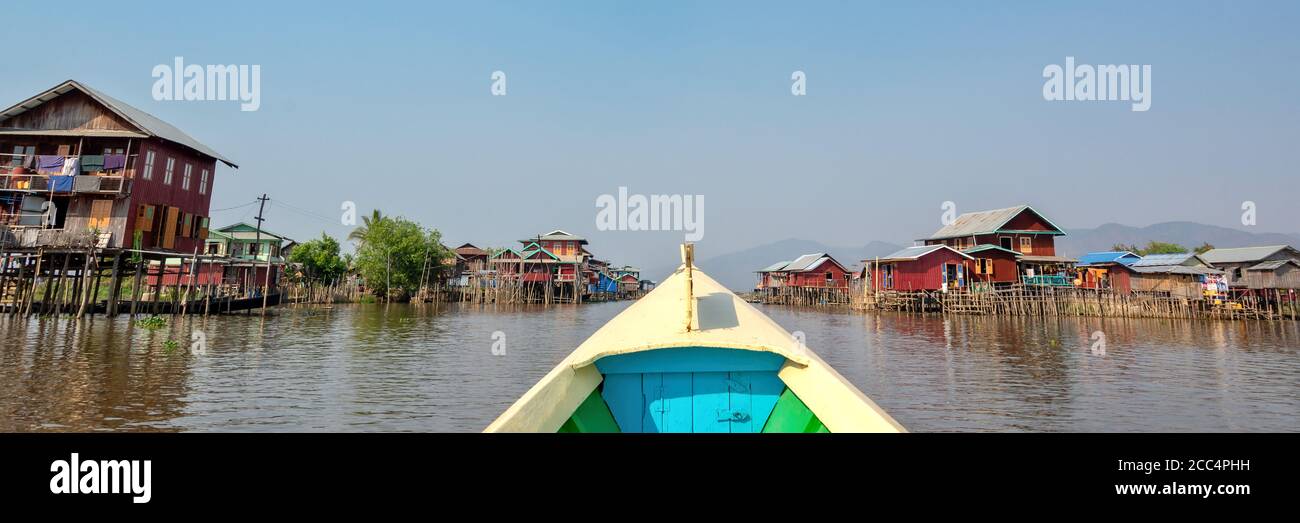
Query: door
162 206 179 249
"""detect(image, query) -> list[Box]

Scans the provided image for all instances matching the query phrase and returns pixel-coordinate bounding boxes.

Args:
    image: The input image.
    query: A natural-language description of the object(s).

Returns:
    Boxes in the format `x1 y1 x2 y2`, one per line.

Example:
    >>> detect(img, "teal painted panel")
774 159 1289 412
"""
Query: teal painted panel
600 368 784 433
691 372 730 433
735 371 784 433
661 373 693 433
641 373 663 433
594 347 786 375
727 373 754 432
601 373 643 433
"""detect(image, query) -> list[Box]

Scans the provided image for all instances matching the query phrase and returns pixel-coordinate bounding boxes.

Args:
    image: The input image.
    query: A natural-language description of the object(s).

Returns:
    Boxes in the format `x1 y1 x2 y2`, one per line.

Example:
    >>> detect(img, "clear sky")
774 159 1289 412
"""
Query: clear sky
3 1 1297 276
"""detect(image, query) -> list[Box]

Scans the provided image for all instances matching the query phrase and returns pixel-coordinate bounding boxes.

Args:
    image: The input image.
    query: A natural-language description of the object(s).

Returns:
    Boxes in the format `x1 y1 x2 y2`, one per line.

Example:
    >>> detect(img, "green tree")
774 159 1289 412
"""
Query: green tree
353 216 450 299
1193 242 1215 254
1138 241 1187 255
288 232 348 283
1112 241 1190 256
347 210 386 245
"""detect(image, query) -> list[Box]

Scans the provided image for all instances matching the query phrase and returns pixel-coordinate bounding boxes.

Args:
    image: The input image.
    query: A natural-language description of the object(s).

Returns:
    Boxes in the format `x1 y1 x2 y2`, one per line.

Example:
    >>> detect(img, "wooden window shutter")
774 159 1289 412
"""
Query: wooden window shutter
89 200 113 231
182 213 192 238
199 217 209 240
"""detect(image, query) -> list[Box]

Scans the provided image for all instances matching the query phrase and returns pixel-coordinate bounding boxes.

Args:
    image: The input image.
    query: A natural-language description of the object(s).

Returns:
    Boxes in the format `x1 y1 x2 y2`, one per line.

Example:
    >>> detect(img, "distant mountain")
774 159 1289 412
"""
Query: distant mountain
651 238 903 291
1058 222 1300 257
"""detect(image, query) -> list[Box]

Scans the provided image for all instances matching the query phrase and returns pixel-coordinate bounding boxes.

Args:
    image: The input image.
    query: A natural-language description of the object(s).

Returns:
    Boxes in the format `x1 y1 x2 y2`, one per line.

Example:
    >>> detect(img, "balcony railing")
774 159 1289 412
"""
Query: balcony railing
0 173 128 194
1022 274 1073 287
0 152 136 195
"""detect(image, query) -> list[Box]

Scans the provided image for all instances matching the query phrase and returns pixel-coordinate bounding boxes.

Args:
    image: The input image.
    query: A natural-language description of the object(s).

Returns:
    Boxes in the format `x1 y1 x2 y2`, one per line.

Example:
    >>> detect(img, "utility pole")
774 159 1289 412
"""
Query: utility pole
252 194 273 315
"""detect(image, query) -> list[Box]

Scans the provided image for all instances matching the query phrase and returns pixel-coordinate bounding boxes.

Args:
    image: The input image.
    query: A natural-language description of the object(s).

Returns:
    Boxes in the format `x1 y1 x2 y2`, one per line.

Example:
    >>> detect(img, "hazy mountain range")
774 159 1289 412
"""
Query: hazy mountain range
1056 222 1300 258
650 222 1300 291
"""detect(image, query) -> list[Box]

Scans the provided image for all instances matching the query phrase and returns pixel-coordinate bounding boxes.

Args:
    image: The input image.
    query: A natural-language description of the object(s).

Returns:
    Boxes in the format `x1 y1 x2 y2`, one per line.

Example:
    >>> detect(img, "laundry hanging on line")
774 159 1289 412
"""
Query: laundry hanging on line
79 155 105 172
36 155 64 173
102 154 127 170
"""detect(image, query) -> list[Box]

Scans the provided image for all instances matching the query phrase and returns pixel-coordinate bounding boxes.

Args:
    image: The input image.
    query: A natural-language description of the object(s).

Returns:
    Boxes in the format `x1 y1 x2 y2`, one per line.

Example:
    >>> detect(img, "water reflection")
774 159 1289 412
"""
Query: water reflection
1 304 1297 432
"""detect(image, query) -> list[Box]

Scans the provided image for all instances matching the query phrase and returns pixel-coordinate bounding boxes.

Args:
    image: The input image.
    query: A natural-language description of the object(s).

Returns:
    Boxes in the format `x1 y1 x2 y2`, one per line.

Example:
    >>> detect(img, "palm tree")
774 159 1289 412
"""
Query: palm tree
348 210 385 245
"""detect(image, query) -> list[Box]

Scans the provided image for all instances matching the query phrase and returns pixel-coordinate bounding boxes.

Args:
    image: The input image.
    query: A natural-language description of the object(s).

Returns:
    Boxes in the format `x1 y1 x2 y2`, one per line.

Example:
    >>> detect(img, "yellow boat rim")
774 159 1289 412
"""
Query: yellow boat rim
486 245 906 433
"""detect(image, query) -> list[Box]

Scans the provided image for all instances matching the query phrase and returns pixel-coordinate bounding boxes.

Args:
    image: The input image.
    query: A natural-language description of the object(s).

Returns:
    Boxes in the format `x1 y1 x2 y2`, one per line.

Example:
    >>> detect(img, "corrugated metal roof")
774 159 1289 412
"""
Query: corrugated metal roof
874 245 972 262
1131 253 1206 267
923 205 1065 240
454 243 489 256
521 229 589 243
758 260 791 272
1131 265 1222 275
1078 251 1140 266
0 80 237 168
1200 245 1296 264
1247 260 1297 271
782 253 827 272
217 222 289 241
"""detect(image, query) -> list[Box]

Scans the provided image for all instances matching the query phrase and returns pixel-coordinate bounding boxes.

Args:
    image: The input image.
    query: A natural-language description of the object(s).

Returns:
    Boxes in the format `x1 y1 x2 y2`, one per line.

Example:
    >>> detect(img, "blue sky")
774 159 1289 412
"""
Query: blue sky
3 1 1297 275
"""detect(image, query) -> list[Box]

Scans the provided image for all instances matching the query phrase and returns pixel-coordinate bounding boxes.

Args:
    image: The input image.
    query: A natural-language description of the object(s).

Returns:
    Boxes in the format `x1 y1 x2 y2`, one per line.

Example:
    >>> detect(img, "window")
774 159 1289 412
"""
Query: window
142 151 156 180
1000 237 1013 250
199 169 209 195
1019 237 1033 254
163 157 175 185
10 145 34 167
825 271 833 282
181 164 193 190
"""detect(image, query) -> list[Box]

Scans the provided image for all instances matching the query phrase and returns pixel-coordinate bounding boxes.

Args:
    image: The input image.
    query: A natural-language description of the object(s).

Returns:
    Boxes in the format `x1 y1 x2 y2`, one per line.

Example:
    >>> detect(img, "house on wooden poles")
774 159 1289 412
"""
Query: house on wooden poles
1200 245 1300 310
862 245 974 293
0 80 236 316
755 252 852 304
920 205 1075 286
1201 245 1300 291
1121 253 1223 299
202 223 291 296
448 242 491 288
755 260 792 292
479 229 592 303
1074 251 1141 290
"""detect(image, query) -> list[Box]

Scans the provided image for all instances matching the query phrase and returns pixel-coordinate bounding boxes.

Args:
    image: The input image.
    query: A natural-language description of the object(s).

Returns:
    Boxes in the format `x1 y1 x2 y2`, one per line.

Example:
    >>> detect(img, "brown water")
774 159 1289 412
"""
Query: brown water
1 303 1297 432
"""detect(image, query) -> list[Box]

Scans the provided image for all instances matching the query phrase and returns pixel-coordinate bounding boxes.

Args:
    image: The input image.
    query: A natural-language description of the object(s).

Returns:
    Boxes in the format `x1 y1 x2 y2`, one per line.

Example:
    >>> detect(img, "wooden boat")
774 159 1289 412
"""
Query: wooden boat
486 245 904 433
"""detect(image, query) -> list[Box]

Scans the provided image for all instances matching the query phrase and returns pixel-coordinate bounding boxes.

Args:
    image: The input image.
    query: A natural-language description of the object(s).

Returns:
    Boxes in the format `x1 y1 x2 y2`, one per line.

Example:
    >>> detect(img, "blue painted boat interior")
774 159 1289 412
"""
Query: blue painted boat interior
594 347 786 433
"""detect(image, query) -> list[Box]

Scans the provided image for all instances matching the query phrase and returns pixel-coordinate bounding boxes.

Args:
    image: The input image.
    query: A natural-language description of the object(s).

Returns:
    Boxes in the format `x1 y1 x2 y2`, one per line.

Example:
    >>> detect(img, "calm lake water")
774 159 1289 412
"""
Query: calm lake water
1 302 1297 432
